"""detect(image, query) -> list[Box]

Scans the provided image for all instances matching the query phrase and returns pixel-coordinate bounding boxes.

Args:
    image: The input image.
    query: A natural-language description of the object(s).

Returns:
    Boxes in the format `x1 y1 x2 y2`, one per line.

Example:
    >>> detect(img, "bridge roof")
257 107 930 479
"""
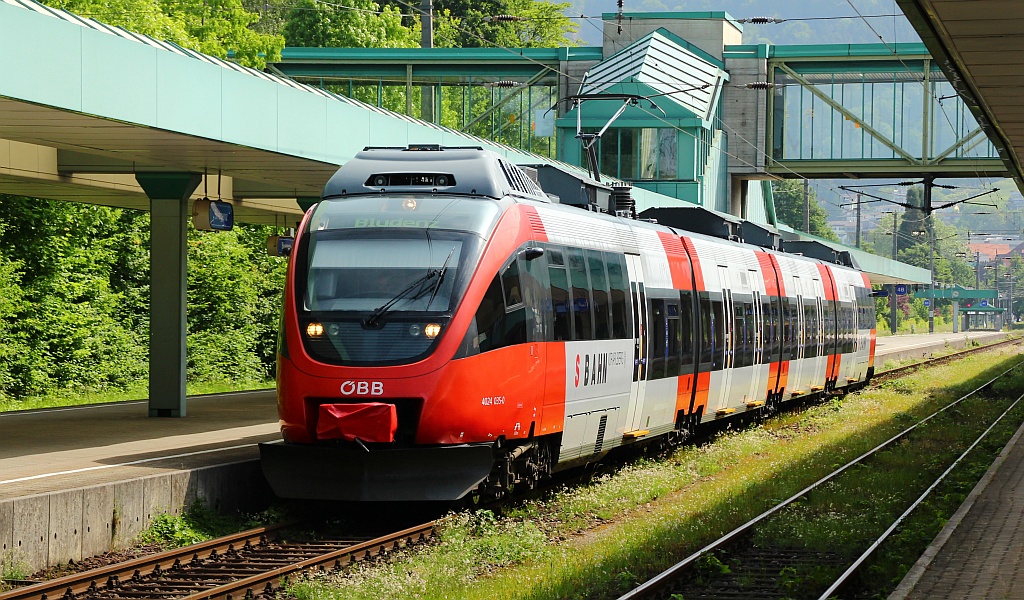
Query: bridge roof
897 0 1024 191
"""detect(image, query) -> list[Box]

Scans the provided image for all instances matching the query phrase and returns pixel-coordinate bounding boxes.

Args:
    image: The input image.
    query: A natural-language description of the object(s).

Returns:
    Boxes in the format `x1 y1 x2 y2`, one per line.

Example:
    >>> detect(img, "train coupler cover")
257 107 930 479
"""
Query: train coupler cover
258 441 494 502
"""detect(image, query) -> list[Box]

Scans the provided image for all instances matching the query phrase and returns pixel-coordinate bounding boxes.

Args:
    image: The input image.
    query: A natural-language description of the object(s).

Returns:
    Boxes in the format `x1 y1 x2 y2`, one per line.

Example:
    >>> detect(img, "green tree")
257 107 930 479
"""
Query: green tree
283 0 418 48
770 179 839 242
432 0 578 48
0 197 148 396
42 0 284 68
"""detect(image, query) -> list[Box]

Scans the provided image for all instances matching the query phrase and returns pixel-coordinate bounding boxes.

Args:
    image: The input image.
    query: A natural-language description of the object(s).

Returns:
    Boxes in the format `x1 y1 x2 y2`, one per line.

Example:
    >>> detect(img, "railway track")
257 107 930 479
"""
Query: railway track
0 521 434 600
617 343 1024 600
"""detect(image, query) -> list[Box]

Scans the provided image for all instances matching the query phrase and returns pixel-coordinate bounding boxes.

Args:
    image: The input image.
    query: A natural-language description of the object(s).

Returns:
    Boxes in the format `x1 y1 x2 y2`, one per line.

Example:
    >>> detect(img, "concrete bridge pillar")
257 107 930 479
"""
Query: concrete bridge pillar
136 173 202 417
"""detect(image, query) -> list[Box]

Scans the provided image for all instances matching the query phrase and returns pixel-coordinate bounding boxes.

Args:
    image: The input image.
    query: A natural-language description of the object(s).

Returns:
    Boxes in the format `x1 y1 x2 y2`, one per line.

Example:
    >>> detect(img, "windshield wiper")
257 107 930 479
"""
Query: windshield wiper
425 247 456 310
363 270 438 328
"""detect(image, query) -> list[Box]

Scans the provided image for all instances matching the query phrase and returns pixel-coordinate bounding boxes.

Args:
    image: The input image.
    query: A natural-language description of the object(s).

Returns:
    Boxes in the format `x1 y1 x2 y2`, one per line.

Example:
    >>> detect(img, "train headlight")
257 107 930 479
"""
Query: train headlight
402 198 417 210
328 323 340 336
306 322 324 338
409 324 422 337
424 323 442 339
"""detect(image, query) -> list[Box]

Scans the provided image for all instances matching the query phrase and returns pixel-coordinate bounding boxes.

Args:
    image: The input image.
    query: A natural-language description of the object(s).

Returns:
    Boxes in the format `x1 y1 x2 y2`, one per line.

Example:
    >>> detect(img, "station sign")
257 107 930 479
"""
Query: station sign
895 284 907 295
873 289 889 298
192 198 234 231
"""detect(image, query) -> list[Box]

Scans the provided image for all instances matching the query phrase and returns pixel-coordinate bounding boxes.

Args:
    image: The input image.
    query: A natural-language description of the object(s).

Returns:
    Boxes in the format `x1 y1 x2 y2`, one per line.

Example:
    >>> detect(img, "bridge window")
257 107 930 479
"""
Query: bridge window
590 128 678 181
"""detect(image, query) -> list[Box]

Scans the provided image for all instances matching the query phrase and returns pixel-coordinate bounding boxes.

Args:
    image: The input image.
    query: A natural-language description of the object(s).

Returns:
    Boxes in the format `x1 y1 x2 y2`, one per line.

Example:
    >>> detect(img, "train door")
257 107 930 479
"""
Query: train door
624 254 648 432
713 265 735 412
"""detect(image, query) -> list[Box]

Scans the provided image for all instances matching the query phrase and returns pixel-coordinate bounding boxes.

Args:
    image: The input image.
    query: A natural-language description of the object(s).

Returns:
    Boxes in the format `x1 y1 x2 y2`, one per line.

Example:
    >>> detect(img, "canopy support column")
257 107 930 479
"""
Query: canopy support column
137 173 202 417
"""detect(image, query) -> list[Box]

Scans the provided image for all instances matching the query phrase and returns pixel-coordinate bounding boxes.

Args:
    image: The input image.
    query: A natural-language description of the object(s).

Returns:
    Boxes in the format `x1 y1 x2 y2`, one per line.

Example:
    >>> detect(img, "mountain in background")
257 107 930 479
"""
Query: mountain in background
565 0 921 47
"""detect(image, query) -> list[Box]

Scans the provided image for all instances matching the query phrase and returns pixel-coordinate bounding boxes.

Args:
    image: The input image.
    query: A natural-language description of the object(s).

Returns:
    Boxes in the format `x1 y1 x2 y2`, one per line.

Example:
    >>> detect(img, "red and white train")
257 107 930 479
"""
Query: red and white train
259 145 876 502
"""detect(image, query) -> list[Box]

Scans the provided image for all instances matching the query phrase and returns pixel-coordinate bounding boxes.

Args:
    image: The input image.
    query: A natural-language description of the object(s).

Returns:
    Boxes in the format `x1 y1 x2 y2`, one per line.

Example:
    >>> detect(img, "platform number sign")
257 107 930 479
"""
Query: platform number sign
982 300 988 307
895 284 908 295
923 300 930 307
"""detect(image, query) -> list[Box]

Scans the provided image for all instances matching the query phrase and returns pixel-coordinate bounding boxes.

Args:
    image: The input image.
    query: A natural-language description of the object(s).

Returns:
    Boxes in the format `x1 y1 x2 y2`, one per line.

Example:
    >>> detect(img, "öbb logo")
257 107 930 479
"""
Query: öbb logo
340 381 384 396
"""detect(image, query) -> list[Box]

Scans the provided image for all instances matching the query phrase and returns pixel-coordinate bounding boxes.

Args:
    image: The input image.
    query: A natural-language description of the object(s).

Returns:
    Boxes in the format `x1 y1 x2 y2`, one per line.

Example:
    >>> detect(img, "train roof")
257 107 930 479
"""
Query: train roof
322 145 549 203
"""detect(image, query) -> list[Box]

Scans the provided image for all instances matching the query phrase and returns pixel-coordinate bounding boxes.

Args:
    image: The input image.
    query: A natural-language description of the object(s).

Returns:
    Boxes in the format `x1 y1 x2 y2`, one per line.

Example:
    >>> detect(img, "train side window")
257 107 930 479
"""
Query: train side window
607 253 630 338
804 302 818 358
698 292 713 367
666 301 681 376
568 248 594 340
587 250 611 340
679 290 695 371
711 296 725 371
650 299 666 379
763 298 776 364
548 264 571 341
733 299 749 368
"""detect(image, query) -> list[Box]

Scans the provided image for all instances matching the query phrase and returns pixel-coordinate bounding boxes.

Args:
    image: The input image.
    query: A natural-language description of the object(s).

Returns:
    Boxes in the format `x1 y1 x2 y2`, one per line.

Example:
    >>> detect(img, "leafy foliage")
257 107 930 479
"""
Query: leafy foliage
42 0 284 68
283 0 418 48
771 179 840 241
0 196 284 402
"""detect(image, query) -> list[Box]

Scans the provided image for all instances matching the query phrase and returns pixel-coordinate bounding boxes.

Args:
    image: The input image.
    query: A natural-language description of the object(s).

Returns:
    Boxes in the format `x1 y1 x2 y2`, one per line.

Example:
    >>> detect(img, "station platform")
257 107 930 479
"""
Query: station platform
0 329 1013 575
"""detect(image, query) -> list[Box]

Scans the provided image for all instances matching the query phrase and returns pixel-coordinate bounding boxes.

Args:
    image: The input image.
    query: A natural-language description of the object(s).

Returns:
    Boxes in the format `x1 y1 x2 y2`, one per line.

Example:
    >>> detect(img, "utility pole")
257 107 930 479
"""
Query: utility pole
923 175 936 334
420 0 434 123
855 192 862 248
890 213 898 335
803 179 810 233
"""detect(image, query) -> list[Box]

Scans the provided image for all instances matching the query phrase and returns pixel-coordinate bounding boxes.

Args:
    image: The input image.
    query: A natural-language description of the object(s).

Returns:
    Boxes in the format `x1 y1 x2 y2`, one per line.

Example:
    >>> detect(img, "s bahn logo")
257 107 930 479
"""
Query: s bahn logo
340 381 384 396
575 353 609 387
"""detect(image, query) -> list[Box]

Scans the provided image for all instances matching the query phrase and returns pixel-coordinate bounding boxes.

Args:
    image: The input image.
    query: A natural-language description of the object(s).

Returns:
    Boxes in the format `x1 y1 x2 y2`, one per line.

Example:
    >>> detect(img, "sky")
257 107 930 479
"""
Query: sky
565 0 920 50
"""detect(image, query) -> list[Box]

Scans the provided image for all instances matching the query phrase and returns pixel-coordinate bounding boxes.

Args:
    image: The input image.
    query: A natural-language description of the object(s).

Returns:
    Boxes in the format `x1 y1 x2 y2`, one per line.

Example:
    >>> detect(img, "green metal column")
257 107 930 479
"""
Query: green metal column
137 172 202 418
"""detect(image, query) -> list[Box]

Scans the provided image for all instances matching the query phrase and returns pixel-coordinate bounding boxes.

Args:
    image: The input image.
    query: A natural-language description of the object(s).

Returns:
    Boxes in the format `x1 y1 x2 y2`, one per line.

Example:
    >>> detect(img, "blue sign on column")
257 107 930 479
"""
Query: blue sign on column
895 284 907 295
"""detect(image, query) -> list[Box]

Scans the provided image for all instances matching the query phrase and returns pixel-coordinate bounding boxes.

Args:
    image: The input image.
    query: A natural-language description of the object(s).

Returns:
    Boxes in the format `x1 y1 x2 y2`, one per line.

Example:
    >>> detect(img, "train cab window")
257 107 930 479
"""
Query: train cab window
607 253 630 338
679 290 695 370
568 248 593 340
473 276 507 353
587 250 611 340
650 299 666 379
502 260 524 307
548 261 571 341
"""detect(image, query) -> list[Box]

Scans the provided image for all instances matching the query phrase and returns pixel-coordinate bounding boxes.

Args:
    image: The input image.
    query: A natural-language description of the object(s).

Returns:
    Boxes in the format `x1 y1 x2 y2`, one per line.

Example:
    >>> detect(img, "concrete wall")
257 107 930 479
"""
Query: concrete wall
723 54 769 175
0 461 270 575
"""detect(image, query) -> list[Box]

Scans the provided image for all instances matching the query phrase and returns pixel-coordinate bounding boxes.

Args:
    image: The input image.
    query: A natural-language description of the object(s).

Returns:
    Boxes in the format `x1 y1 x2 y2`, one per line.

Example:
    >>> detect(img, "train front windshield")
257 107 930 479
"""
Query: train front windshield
298 195 501 366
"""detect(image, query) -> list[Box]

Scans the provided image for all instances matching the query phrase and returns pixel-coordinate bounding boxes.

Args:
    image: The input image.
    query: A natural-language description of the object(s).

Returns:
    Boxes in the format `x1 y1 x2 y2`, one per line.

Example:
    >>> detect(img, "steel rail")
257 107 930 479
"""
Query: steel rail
617 355 1024 600
819 389 1024 599
178 522 434 600
1 521 434 600
0 522 300 600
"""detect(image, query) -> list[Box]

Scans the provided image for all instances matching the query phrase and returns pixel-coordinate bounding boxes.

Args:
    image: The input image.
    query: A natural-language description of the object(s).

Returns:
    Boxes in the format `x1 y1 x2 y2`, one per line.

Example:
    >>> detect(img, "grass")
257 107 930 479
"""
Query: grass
135 501 287 549
0 380 274 413
288 345 1024 600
